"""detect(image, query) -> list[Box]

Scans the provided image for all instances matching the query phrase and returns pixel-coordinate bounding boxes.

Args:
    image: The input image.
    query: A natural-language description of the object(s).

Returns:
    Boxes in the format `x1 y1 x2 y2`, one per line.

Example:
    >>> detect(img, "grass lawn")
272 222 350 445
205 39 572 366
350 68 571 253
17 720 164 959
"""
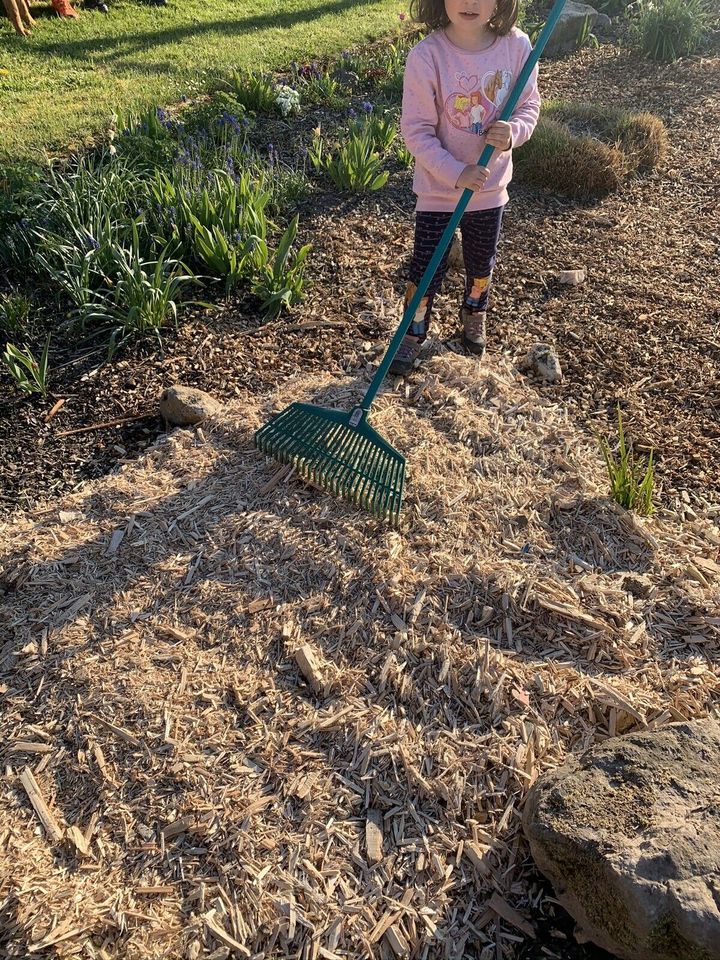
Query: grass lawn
0 0 403 164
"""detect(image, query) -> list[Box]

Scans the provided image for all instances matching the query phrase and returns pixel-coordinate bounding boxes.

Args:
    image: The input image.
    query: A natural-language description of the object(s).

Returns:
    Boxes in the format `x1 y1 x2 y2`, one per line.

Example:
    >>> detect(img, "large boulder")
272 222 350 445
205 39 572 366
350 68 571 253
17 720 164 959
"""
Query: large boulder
523 721 720 960
544 1 612 57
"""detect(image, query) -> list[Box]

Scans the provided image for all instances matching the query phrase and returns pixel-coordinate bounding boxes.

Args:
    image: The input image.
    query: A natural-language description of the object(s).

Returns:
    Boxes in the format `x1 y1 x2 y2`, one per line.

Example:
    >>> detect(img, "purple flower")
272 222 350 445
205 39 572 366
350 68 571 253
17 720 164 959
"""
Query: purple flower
399 11 406 19
219 111 244 136
348 107 357 118
361 101 373 114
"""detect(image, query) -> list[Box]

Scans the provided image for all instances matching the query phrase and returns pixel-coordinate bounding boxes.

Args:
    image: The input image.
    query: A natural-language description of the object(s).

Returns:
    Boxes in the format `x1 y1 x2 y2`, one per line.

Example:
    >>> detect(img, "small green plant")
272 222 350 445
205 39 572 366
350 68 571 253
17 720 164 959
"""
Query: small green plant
82 225 196 357
3 336 50 397
0 292 31 336
191 221 260 294
251 215 312 319
351 110 398 153
599 406 655 515
231 70 281 114
298 71 347 109
576 14 600 49
395 141 414 168
369 40 412 102
636 0 709 60
308 128 389 193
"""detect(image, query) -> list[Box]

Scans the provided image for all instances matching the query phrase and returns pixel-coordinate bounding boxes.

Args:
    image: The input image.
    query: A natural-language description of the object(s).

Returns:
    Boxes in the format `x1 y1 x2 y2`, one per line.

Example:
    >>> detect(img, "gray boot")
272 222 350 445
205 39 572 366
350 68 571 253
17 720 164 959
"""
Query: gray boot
389 334 424 377
461 308 486 357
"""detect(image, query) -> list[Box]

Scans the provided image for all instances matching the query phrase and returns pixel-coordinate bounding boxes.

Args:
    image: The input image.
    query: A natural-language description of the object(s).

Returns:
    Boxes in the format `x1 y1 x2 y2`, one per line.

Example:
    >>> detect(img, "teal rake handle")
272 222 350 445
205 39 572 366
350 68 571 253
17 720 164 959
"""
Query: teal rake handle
359 0 568 414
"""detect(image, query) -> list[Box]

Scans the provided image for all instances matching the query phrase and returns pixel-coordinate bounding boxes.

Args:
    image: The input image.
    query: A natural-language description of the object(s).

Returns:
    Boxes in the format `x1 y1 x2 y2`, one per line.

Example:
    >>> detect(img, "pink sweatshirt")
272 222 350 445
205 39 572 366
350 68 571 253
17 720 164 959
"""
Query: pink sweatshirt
401 27 541 211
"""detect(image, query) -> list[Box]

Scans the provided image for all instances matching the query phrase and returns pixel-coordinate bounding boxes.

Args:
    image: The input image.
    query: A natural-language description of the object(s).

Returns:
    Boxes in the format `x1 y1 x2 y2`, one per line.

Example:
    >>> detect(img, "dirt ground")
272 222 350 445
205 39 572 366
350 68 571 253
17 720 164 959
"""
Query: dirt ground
1 41 719 518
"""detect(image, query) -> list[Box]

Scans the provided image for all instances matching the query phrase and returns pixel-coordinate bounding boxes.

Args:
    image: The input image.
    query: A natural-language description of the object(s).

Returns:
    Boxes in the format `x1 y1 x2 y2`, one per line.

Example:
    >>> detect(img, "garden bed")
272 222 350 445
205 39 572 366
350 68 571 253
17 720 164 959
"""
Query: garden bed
2 31 720 959
1 41 719 519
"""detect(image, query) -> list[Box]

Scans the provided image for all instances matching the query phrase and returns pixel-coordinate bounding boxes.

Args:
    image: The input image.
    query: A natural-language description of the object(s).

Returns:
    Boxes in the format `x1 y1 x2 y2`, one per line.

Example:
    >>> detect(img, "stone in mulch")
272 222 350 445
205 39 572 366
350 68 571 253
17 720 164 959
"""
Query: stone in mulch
159 385 224 426
544 1 612 58
523 720 720 960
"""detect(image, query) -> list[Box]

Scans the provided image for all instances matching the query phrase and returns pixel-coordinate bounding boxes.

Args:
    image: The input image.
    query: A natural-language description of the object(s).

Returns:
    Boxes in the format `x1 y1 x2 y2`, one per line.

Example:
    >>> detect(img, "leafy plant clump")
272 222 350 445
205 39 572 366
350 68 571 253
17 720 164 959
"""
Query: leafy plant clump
0 291 31 337
600 406 655 516
3 336 51 397
635 0 710 61
230 70 300 117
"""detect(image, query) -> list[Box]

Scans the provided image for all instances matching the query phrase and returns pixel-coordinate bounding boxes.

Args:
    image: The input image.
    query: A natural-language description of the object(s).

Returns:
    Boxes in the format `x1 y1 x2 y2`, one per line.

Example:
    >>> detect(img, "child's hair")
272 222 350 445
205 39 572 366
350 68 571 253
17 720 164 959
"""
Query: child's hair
410 0 519 35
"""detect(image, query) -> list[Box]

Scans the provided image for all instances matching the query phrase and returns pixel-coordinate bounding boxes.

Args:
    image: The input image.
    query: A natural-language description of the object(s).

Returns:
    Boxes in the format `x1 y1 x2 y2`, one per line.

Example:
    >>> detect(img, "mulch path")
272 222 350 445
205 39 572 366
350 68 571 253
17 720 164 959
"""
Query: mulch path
2 41 718 520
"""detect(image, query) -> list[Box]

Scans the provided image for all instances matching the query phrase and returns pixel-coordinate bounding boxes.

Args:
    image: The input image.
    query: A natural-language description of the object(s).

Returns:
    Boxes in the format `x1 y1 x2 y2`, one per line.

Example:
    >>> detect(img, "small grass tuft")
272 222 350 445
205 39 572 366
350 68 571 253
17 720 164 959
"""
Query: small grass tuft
514 100 667 198
599 406 655 516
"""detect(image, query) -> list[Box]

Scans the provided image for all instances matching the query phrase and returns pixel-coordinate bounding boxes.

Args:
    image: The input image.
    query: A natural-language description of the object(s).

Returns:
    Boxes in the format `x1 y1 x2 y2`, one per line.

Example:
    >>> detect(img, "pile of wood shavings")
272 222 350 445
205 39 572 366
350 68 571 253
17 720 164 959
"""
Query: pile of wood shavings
1 351 719 960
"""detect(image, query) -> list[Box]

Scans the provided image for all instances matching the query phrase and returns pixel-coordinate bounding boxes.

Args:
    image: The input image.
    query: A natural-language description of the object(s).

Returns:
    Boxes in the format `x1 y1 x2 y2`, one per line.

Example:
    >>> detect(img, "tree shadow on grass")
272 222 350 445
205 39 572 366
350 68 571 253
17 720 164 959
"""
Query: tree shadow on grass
33 0 382 70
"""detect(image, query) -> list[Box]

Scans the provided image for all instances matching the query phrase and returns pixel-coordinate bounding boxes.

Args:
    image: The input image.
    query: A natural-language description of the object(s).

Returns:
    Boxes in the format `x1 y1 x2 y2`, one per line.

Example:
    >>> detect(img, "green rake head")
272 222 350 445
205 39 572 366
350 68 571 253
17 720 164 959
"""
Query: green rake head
255 402 405 525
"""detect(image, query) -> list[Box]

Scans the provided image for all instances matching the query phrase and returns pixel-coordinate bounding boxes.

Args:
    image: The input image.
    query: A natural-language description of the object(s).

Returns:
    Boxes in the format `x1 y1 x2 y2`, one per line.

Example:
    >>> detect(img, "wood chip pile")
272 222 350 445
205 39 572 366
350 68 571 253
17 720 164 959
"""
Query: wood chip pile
1 352 719 959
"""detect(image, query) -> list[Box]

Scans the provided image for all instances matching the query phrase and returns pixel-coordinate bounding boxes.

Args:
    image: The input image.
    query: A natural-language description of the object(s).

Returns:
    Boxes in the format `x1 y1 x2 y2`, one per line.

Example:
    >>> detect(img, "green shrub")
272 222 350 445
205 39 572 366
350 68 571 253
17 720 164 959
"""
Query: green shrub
350 109 398 153
230 70 299 116
81 225 197 358
294 67 349 109
251 215 312 319
308 125 389 192
636 0 710 60
395 141 413 168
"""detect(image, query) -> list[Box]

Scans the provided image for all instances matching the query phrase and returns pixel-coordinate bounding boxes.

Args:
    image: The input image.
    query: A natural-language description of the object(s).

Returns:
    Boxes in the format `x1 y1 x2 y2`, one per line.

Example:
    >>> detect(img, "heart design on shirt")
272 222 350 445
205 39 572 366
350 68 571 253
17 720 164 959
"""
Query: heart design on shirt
455 73 479 93
444 69 513 136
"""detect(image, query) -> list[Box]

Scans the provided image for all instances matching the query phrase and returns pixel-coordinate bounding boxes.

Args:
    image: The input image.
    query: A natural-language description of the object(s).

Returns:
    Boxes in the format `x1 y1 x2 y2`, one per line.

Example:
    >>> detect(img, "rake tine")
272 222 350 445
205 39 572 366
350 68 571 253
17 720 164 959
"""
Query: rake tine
332 432 371 498
255 403 407 523
380 448 404 521
354 437 385 513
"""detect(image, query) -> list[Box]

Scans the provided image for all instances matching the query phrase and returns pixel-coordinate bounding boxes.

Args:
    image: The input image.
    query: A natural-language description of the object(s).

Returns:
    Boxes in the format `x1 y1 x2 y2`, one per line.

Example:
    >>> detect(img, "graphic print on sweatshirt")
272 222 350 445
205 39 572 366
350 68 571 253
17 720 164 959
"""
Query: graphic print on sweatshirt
444 69 512 136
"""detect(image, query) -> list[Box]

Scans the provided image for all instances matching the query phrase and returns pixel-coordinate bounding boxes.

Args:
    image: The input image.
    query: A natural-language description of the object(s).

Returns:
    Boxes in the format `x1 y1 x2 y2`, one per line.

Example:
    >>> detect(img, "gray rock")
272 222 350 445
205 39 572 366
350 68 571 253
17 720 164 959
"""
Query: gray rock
544 1 612 57
159 385 223 426
518 343 563 383
523 721 720 960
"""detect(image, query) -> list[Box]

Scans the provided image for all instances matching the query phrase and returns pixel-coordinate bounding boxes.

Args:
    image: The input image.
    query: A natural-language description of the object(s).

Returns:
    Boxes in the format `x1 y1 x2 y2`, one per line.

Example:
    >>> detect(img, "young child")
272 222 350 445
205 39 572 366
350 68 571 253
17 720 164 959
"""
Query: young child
391 0 540 375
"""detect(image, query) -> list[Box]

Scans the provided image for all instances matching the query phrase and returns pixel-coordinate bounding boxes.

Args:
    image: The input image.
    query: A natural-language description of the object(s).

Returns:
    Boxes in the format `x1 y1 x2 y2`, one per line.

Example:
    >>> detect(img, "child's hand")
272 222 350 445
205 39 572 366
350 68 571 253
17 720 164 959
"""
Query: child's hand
486 121 513 151
455 164 489 191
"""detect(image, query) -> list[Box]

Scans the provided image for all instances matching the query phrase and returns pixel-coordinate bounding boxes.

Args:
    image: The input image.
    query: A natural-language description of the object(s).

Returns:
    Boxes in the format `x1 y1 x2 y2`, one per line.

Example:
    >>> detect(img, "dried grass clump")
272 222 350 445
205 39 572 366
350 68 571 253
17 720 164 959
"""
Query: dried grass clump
514 100 667 198
1 352 718 960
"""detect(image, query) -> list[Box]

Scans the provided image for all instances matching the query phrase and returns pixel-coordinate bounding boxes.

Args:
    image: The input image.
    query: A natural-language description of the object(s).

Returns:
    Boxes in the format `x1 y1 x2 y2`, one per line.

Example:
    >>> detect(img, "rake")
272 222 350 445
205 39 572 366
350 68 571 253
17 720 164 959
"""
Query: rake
255 0 567 525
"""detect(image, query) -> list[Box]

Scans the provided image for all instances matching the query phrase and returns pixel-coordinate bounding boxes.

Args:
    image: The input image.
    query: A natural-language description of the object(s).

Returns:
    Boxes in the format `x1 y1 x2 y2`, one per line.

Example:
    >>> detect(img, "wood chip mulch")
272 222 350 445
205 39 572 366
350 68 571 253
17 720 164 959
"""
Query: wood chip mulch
1 349 719 959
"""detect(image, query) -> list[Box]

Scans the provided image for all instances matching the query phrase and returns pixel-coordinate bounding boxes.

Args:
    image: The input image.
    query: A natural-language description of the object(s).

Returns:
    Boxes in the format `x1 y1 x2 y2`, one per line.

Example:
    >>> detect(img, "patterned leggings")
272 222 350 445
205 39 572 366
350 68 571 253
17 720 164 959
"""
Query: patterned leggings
405 205 505 338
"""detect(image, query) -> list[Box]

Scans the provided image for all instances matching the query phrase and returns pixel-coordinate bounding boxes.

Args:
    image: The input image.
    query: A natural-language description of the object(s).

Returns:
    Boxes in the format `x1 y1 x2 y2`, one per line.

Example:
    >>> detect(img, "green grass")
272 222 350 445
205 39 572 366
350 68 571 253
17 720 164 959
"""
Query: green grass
0 0 404 164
